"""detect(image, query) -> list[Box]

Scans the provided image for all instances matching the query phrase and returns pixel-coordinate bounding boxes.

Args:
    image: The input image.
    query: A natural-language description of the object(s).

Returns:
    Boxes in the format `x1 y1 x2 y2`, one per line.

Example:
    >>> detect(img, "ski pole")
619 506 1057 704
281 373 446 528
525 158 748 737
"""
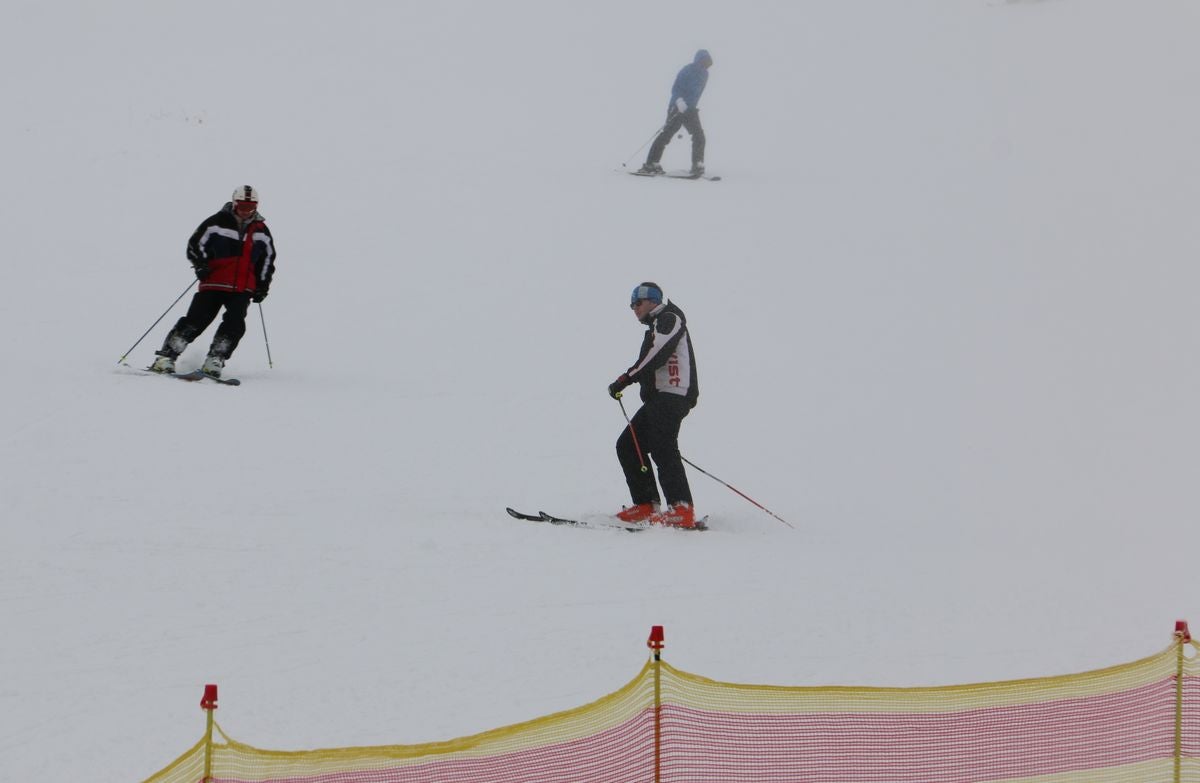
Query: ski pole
257 302 273 368
621 124 666 169
117 279 196 365
680 456 794 528
616 395 649 473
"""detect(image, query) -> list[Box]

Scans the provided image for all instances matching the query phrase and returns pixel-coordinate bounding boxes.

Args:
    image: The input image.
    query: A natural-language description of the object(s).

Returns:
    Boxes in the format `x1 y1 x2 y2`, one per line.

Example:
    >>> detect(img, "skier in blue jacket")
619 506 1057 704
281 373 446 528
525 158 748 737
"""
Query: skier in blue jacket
639 50 713 177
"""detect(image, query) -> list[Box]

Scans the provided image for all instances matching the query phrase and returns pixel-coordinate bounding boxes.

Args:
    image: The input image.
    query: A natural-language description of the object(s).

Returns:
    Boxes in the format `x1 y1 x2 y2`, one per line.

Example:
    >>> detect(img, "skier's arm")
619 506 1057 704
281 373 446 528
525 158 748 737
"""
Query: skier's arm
186 217 217 277
253 224 277 292
627 312 685 380
186 217 216 265
672 65 706 111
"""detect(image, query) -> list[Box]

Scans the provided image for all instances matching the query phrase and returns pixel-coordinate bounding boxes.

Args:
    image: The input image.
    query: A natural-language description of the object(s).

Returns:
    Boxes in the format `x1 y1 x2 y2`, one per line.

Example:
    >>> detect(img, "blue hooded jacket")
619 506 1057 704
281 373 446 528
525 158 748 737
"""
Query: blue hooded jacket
669 50 713 110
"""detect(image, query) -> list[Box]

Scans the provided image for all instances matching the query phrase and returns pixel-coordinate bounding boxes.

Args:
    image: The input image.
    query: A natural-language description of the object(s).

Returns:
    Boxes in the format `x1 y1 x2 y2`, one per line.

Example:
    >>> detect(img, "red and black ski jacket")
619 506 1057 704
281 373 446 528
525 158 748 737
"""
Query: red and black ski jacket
626 300 699 408
186 203 277 295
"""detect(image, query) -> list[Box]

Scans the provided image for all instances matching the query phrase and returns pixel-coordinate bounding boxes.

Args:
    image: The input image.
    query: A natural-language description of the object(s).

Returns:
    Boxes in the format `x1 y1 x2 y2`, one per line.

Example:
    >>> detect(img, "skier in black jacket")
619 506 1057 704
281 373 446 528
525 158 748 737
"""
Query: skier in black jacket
607 282 699 528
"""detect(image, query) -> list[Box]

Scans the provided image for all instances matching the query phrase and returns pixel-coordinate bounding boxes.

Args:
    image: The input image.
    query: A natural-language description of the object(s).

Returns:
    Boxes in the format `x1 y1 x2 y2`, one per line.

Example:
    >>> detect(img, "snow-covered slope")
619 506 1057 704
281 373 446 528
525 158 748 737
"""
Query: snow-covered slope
2 1 1198 780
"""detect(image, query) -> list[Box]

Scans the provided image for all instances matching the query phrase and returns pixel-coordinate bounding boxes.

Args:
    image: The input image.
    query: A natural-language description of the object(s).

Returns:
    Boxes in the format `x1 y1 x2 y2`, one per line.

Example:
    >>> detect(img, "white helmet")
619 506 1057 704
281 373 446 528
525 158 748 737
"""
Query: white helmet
231 185 259 204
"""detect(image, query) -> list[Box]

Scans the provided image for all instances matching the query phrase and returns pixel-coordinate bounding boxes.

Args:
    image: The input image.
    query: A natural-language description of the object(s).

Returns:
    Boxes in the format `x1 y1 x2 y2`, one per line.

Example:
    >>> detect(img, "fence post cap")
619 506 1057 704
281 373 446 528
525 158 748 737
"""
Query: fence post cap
201 684 219 710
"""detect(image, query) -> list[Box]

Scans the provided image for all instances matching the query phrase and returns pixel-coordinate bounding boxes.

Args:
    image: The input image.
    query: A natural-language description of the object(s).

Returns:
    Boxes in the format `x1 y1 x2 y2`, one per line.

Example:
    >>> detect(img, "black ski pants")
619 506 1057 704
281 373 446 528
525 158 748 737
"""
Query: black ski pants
617 393 694 507
647 108 705 167
159 290 252 360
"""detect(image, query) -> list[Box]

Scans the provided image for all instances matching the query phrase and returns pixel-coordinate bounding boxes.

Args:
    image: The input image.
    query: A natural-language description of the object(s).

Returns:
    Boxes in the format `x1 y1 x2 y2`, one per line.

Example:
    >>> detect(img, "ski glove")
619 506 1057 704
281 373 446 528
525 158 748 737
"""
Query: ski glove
674 97 688 113
252 288 268 303
608 373 632 399
192 261 210 281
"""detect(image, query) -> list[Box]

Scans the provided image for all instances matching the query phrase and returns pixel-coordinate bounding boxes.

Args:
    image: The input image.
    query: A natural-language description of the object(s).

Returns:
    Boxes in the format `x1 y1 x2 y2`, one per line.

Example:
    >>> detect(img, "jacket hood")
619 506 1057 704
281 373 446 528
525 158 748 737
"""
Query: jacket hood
694 49 712 67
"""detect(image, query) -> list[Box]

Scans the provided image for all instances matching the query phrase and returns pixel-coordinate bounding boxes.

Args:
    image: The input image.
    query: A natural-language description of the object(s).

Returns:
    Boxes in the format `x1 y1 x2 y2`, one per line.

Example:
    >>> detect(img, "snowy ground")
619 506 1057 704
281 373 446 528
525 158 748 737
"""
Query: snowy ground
2 1 1199 780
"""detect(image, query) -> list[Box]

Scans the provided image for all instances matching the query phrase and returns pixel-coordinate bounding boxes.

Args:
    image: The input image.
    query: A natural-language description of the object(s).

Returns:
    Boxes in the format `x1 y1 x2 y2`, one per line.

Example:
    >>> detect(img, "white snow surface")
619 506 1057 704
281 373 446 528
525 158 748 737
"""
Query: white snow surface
3 1 1199 780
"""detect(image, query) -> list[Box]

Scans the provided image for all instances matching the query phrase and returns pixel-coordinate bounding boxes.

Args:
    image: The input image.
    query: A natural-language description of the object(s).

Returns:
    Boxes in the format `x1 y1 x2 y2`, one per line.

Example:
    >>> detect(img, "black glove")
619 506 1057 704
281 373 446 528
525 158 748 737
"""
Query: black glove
608 373 631 400
252 288 268 303
192 261 210 281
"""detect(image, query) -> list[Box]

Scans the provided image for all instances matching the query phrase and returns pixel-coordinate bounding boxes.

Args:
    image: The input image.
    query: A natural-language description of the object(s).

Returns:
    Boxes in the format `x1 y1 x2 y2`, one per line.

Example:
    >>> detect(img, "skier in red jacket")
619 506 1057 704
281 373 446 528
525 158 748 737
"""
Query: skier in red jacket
150 186 276 379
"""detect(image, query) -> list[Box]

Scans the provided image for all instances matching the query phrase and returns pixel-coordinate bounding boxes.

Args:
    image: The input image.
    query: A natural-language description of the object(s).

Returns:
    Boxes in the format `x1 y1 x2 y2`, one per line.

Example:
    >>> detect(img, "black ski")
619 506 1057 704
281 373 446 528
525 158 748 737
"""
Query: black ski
172 369 242 386
666 170 721 181
505 507 645 533
140 367 242 386
505 507 708 532
627 169 721 181
539 511 647 533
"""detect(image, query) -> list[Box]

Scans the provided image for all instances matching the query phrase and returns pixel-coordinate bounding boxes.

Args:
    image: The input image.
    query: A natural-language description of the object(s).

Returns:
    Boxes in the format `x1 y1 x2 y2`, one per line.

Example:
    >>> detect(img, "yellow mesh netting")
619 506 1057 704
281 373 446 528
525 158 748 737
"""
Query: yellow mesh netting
141 637 1200 783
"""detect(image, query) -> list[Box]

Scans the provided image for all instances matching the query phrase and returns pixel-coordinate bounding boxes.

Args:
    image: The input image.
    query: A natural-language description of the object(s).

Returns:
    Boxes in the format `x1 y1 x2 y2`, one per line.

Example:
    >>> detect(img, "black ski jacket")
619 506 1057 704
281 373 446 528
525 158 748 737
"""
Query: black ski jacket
625 300 699 408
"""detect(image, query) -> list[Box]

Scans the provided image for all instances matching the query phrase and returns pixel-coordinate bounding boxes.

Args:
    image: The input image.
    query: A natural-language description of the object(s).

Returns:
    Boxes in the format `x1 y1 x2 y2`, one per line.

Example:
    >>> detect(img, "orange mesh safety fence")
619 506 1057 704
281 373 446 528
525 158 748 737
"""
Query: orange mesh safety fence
141 635 1200 783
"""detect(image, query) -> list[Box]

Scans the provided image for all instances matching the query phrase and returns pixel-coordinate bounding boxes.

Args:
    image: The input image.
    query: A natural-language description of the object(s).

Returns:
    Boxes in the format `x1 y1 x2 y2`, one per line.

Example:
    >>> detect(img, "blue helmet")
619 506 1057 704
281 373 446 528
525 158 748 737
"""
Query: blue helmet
630 282 664 306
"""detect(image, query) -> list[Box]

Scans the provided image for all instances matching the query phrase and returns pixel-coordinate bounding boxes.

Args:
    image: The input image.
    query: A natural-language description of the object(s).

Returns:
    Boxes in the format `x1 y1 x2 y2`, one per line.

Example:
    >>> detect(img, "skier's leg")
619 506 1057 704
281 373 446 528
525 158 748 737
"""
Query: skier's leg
645 396 693 506
156 291 222 358
617 405 661 505
208 293 252 360
683 110 706 169
645 111 686 166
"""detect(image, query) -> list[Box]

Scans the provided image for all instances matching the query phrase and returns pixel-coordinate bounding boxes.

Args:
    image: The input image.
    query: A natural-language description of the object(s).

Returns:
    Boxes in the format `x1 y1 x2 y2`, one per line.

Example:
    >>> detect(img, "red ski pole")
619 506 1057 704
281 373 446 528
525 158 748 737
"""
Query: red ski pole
680 456 794 528
616 395 649 473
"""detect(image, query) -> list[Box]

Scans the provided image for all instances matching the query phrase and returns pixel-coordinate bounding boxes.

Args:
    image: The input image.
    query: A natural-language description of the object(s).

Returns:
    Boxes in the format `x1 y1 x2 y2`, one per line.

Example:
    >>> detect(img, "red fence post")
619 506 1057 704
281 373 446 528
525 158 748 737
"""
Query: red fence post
201 684 218 783
647 627 665 783
1175 622 1191 783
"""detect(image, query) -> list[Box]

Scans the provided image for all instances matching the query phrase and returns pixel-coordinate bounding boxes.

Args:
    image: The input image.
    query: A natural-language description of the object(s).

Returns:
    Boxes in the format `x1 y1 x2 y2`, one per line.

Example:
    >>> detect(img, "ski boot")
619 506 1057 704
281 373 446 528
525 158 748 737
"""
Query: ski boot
200 354 225 379
649 503 697 529
148 354 176 374
638 162 664 176
615 503 658 523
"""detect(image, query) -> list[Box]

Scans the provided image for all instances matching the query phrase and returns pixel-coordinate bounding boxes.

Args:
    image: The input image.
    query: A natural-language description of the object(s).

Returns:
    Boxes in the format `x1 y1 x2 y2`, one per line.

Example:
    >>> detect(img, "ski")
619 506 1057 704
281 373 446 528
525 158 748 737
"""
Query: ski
666 171 721 181
505 507 544 521
539 511 646 533
505 507 708 532
140 367 242 386
174 370 242 386
505 507 645 533
617 513 708 531
627 169 721 181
